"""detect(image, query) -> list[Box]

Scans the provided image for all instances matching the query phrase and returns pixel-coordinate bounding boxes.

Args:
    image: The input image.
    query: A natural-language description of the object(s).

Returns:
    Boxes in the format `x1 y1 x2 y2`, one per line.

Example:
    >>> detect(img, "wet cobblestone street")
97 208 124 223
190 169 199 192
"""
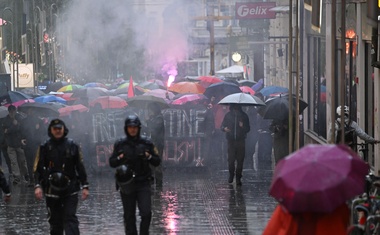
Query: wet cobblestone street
0 166 277 235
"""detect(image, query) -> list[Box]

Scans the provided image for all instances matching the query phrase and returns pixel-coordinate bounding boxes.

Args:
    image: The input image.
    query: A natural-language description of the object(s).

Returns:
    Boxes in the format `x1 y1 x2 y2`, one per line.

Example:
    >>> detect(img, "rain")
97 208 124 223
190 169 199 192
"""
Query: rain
0 0 377 234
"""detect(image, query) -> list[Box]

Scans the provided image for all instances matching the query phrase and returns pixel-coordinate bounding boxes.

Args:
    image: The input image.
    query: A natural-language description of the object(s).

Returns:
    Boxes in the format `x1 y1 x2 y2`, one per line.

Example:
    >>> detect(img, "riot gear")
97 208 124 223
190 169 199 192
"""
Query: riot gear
124 115 141 127
48 172 70 193
115 165 135 184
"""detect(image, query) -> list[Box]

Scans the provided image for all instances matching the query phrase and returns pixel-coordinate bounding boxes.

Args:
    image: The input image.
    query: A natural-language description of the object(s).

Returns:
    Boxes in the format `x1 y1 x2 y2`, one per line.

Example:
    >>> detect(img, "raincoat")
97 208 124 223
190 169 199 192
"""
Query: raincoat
262 204 350 235
327 117 378 144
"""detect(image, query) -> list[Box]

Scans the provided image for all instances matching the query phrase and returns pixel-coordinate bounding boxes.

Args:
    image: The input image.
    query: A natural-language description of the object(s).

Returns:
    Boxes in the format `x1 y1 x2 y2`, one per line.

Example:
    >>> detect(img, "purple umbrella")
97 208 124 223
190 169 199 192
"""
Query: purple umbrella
269 144 368 213
251 78 264 91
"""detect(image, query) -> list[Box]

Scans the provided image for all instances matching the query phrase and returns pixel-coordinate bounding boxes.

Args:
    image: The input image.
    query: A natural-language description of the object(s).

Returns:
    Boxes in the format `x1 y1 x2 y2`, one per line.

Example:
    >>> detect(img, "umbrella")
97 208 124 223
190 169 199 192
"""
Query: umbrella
84 82 108 89
269 144 368 213
127 95 169 110
252 78 264 91
56 92 76 101
34 95 67 104
89 96 128 109
262 94 308 120
239 86 255 95
148 79 166 88
117 82 138 89
171 94 209 105
0 106 8 118
19 88 46 97
137 81 161 90
0 91 32 106
203 82 242 100
59 104 89 116
195 76 222 88
218 93 265 106
45 81 68 93
71 87 108 101
144 89 175 100
57 84 84 92
238 79 257 87
259 85 289 96
168 82 206 94
18 102 60 117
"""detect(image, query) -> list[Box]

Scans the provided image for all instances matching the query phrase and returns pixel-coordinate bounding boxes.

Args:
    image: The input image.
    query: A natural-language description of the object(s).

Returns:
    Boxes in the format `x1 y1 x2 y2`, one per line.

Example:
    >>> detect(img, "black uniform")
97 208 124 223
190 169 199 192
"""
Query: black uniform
109 115 160 235
220 105 250 185
34 120 89 235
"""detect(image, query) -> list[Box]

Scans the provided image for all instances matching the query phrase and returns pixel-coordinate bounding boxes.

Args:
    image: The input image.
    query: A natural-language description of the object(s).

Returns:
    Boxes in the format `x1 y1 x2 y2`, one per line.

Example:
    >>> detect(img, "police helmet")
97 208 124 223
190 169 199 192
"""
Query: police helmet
48 172 70 192
115 165 134 184
336 105 349 116
124 115 141 127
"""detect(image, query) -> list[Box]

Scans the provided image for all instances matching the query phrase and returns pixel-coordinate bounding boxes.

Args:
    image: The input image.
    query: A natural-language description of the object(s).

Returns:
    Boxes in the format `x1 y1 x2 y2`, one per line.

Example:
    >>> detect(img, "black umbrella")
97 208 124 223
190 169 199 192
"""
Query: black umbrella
18 102 60 117
0 91 32 106
262 94 308 120
126 95 170 110
203 82 241 100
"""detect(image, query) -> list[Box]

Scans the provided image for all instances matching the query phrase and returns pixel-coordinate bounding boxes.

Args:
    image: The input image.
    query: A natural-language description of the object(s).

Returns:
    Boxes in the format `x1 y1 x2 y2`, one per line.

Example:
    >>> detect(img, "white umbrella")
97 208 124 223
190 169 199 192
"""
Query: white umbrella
218 93 265 106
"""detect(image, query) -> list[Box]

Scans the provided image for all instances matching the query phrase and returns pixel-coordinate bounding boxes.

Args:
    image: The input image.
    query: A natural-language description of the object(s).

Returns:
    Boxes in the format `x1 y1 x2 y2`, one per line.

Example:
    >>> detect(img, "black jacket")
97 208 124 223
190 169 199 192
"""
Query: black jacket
2 113 25 148
109 136 161 183
220 109 250 141
33 138 89 197
146 114 165 148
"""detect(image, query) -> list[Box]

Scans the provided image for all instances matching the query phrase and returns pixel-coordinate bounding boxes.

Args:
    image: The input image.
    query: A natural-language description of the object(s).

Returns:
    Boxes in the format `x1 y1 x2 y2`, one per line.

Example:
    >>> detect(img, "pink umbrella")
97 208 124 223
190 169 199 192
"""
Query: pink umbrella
269 144 368 213
144 89 174 100
171 94 208 105
240 86 255 95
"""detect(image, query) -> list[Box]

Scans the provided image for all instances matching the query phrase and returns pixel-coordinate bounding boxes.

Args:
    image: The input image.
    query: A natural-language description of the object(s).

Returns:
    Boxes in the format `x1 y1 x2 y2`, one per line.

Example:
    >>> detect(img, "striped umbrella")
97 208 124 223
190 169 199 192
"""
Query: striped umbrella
57 84 84 92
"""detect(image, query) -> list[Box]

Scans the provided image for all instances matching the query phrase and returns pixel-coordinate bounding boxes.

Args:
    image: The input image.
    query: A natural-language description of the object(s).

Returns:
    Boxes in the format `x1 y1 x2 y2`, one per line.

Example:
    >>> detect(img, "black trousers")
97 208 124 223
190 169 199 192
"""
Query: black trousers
46 194 80 235
227 139 245 179
121 182 152 235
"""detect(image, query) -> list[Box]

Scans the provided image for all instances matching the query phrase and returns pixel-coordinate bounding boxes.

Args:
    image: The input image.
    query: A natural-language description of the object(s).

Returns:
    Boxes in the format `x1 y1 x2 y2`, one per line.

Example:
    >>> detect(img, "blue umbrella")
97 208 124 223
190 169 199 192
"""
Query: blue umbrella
259 86 289 96
34 95 67 104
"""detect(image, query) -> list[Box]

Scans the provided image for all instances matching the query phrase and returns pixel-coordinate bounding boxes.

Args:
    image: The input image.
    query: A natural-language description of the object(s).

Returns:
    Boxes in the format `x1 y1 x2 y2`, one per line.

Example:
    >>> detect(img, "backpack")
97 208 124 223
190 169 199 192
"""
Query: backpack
335 120 356 144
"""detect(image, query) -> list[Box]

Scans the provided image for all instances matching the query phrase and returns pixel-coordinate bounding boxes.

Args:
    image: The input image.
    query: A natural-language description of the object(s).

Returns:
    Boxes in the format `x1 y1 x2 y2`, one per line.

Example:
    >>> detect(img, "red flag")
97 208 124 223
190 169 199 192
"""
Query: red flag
128 76 135 97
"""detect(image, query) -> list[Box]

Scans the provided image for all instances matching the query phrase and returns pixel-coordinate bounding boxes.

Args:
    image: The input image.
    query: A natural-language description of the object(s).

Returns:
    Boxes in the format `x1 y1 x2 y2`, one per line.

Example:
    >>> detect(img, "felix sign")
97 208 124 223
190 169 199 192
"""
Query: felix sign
235 2 276 19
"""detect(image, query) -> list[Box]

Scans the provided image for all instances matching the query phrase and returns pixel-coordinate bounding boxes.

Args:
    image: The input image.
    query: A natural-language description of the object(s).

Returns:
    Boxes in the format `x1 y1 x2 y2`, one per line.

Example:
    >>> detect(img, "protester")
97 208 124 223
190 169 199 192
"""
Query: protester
109 115 161 235
327 105 380 149
0 167 11 201
34 119 89 235
0 117 12 176
21 108 45 186
262 203 350 235
2 105 29 185
270 118 294 164
220 104 250 185
146 104 164 186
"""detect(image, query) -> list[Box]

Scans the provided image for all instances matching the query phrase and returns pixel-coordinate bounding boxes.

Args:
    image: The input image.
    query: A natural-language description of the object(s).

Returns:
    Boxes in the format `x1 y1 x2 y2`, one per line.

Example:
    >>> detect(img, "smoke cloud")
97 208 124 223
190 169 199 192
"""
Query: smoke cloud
56 0 200 83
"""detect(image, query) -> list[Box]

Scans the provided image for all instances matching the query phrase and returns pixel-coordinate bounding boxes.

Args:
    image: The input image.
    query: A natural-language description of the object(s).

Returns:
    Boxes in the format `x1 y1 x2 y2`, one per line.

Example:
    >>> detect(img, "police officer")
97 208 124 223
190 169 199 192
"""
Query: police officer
109 115 161 235
34 119 89 235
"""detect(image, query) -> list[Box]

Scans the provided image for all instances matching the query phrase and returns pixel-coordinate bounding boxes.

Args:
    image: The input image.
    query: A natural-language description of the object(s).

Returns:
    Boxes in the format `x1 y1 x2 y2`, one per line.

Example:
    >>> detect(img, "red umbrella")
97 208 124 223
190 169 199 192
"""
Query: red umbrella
269 144 368 213
197 76 222 88
59 104 89 116
89 96 128 109
168 82 205 94
239 86 255 95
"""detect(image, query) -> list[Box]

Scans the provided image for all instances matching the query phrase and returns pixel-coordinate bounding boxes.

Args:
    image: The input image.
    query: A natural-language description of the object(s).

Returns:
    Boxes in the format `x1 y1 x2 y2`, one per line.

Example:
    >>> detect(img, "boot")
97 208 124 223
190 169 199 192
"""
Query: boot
236 174 242 186
228 174 234 184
